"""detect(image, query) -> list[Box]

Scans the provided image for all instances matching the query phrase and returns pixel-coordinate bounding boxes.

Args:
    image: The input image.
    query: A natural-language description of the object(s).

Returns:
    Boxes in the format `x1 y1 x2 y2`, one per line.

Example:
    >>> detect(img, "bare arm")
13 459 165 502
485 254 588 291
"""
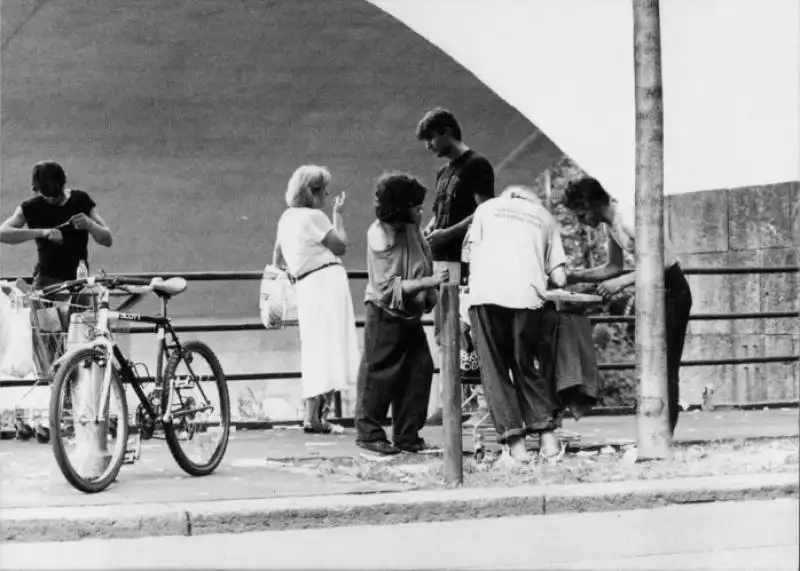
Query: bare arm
439 213 474 245
87 209 113 247
322 195 348 256
567 236 626 284
272 241 286 269
400 274 444 296
0 207 53 244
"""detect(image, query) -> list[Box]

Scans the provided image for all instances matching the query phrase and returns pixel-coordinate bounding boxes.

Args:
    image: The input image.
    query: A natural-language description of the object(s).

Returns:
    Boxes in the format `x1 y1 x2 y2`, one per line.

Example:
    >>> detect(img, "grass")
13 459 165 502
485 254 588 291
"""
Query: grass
272 437 799 490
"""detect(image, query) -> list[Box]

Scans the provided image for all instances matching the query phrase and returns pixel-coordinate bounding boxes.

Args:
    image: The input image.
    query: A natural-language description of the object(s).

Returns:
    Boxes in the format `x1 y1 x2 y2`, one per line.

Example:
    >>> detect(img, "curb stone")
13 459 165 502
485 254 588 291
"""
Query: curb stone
1 472 796 543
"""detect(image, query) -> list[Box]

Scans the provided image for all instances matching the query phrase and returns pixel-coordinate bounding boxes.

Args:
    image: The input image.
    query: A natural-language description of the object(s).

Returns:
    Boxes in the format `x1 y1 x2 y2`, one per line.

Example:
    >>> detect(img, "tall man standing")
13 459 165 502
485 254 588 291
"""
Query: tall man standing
416 108 495 280
416 108 495 422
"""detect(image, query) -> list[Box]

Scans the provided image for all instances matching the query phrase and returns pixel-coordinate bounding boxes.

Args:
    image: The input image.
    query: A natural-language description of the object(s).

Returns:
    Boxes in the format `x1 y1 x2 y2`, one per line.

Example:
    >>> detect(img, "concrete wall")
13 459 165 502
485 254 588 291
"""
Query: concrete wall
666 181 799 406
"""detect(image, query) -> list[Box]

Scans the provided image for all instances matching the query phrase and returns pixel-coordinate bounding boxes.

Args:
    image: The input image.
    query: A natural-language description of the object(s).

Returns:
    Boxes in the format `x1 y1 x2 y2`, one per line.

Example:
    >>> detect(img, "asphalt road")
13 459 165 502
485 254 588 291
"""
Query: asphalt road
1 499 797 570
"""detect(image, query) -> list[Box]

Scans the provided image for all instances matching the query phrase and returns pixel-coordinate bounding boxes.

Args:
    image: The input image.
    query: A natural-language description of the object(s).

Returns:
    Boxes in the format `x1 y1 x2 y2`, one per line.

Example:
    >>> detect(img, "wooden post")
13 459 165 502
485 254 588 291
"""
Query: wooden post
440 282 463 485
633 0 671 459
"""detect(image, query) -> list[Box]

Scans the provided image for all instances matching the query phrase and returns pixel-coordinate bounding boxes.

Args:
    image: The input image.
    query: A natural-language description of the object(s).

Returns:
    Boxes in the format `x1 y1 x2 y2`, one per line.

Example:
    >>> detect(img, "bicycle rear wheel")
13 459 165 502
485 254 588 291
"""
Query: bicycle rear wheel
49 348 129 493
162 340 230 476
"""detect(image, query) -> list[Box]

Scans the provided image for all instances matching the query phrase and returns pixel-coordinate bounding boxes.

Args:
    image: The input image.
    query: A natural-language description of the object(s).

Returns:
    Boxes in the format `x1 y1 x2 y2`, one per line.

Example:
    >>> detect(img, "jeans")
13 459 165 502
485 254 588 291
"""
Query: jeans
355 303 434 447
468 304 558 443
665 263 693 434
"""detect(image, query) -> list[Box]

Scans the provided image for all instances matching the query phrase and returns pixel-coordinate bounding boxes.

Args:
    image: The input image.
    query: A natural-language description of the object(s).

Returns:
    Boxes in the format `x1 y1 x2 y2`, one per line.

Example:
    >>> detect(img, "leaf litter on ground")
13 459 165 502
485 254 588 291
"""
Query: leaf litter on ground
268 437 798 490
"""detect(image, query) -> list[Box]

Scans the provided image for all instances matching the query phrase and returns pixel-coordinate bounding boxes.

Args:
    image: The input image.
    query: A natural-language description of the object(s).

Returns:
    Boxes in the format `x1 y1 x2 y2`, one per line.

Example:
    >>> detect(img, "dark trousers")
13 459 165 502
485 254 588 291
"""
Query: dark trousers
355 302 434 447
469 304 558 443
665 264 693 434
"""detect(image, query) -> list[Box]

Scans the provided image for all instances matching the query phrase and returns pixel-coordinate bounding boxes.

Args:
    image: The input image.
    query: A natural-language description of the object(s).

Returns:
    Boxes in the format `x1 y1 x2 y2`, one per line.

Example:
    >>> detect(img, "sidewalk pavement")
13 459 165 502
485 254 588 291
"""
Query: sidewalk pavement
1 409 797 542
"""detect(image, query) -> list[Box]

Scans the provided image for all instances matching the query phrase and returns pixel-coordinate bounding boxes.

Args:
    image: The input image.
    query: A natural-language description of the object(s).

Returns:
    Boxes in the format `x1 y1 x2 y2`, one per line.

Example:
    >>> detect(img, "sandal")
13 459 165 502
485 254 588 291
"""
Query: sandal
538 442 566 466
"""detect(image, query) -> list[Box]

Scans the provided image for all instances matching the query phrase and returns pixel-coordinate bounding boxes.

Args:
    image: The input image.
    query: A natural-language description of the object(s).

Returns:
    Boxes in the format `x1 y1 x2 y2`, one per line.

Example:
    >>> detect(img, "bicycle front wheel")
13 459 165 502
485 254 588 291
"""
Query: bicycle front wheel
49 348 129 493
162 340 230 476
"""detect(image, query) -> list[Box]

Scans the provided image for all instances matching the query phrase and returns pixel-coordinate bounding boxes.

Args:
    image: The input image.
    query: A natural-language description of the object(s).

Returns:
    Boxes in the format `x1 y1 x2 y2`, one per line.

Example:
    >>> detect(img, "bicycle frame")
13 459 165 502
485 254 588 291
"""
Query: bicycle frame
51 278 209 427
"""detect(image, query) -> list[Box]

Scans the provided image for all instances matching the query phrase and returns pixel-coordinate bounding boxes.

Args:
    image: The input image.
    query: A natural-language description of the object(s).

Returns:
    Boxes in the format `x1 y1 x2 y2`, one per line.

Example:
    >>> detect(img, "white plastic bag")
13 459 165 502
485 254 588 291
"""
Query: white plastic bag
259 265 299 329
0 285 37 379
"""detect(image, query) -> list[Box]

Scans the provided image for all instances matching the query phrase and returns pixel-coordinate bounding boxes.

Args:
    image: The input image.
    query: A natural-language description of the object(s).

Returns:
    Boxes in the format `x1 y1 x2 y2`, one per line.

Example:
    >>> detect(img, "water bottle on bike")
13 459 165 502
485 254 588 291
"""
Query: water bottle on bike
76 260 88 280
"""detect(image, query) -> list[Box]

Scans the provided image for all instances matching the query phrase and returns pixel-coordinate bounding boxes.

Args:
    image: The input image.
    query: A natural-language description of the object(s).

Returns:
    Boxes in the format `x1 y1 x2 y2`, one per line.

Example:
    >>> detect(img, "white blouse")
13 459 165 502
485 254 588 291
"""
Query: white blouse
276 207 340 277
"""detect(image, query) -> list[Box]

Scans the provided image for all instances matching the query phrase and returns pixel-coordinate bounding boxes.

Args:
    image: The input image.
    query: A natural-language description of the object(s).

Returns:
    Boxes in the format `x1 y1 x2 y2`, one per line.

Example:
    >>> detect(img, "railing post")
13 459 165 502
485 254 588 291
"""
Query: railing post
440 283 462 485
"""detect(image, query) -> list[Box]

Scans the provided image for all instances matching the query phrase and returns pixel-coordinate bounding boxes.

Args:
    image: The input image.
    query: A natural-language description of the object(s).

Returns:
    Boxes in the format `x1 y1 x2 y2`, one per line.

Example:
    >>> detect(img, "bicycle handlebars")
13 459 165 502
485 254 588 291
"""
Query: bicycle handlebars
39 275 185 298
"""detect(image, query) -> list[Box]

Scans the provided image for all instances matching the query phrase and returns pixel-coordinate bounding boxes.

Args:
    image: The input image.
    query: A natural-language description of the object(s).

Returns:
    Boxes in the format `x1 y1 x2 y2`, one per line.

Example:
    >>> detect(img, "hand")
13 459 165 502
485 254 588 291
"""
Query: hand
332 192 346 212
69 213 95 231
597 276 627 300
423 218 435 236
434 266 450 285
426 228 449 250
43 228 63 244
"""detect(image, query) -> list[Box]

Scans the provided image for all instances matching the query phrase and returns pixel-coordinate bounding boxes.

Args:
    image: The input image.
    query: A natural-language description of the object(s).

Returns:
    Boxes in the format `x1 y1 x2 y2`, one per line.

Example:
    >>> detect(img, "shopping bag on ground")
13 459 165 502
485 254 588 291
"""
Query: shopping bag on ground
0 284 37 379
259 264 299 329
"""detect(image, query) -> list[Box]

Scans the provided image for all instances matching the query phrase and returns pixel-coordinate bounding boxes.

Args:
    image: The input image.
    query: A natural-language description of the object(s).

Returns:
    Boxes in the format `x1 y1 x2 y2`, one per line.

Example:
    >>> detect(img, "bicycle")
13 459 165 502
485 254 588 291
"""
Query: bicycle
42 274 231 493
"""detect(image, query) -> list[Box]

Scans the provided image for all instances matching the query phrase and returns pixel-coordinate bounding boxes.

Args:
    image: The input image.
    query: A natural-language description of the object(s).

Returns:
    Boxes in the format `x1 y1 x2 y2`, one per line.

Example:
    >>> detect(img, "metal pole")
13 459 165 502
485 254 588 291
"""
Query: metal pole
633 0 671 459
440 283 463 484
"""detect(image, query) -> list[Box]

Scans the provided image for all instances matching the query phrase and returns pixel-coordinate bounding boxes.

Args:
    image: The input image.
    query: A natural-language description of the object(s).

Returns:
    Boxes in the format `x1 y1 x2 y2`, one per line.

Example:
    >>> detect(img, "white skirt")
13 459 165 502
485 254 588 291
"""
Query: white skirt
294 264 360 401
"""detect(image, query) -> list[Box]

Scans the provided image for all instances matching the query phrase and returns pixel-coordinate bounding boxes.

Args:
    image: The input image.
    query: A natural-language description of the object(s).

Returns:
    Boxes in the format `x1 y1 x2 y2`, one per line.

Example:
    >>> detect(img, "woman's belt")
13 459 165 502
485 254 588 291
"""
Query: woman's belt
289 262 341 284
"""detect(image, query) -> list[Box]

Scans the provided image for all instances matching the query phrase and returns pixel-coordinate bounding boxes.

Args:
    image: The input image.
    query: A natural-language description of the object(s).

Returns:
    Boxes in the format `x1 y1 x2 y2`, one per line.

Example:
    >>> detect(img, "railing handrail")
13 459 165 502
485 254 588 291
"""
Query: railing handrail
1 266 797 394
1 265 798 283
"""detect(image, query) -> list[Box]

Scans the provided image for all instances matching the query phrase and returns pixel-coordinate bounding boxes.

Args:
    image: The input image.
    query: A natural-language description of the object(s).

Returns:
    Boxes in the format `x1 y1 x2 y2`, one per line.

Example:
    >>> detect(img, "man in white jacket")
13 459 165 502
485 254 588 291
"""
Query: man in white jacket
465 185 567 464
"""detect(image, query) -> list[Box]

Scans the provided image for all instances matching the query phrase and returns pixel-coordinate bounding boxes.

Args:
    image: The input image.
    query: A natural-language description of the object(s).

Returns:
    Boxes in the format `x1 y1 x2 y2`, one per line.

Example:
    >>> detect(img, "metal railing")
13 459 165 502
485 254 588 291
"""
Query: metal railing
1 266 798 400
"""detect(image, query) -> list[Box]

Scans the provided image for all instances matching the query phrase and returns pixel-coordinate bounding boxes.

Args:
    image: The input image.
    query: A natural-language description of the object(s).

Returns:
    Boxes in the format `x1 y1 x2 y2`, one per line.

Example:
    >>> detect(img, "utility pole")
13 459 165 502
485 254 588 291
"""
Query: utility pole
633 0 671 459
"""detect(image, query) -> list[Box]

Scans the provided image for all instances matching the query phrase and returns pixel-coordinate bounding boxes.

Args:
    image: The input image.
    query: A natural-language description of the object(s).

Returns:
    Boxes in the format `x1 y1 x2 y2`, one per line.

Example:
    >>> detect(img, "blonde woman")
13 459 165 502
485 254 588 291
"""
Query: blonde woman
273 165 360 434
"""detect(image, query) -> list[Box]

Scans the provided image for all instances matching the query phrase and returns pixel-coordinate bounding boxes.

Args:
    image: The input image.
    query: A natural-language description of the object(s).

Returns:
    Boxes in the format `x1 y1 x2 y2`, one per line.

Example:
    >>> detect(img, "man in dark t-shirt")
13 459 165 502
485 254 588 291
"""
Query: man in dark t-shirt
416 108 495 263
0 161 113 289
416 108 495 423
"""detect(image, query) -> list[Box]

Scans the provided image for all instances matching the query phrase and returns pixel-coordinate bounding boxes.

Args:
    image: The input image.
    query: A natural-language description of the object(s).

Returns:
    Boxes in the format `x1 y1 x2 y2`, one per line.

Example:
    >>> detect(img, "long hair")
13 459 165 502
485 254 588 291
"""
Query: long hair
285 165 331 208
562 177 610 210
374 172 427 224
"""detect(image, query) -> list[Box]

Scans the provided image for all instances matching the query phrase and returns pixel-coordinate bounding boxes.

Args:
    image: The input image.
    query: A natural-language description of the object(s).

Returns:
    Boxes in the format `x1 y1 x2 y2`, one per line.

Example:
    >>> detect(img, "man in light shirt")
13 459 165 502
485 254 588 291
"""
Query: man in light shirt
562 176 693 436
465 185 567 464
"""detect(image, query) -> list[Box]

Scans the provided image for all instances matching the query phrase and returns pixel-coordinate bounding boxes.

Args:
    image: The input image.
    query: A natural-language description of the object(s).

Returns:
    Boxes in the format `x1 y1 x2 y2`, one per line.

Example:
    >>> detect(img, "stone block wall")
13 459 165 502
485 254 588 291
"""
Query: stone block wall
666 181 799 406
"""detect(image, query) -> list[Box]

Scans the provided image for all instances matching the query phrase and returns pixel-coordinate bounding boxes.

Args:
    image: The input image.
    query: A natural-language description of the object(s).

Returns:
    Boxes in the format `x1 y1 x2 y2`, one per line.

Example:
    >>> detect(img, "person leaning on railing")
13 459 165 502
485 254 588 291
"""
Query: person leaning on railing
354 173 449 457
273 165 360 435
562 176 693 435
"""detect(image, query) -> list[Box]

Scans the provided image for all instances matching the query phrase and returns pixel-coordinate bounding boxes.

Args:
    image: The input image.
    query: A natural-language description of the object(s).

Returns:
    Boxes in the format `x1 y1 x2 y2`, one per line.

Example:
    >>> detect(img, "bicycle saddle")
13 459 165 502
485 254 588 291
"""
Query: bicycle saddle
150 277 188 297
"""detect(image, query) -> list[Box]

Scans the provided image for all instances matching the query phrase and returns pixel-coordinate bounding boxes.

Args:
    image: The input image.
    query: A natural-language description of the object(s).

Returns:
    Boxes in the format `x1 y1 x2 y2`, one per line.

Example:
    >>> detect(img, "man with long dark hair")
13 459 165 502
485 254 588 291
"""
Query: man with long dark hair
562 176 692 435
355 173 448 457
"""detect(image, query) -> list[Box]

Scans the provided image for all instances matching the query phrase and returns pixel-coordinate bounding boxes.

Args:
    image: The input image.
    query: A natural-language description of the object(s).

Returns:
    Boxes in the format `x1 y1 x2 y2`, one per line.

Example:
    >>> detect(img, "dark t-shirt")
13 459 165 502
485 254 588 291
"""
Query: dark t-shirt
20 189 96 280
431 149 494 261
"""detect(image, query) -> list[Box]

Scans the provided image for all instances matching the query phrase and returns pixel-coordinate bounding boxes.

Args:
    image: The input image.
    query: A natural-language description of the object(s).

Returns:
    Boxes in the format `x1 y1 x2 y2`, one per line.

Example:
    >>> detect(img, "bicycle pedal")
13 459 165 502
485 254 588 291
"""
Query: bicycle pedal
123 434 142 464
